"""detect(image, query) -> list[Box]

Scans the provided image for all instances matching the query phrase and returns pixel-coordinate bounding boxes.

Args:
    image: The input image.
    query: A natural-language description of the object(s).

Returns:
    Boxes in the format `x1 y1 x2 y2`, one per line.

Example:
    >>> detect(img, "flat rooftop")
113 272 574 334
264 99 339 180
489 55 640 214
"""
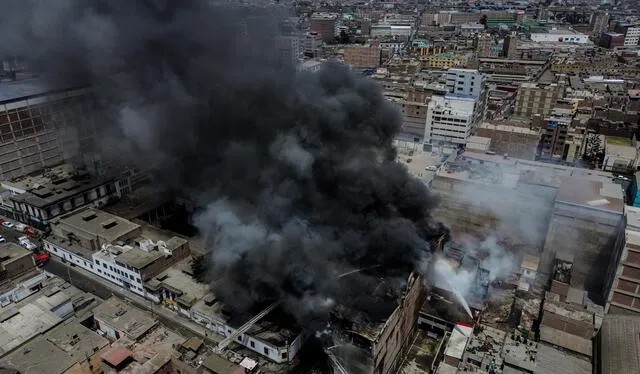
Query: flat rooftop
0 301 62 356
555 176 624 214
10 174 117 209
146 258 209 308
0 242 32 266
54 208 141 244
93 296 157 341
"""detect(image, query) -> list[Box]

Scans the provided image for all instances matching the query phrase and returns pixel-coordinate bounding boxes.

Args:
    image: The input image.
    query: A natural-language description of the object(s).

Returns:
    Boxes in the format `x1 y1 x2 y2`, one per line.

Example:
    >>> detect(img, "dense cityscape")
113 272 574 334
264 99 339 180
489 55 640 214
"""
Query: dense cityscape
0 0 639 373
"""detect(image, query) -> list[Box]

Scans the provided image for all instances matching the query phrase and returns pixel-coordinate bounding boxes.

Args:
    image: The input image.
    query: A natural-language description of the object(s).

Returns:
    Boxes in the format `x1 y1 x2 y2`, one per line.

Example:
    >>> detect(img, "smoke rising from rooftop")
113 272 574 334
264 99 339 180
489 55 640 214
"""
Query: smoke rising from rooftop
0 0 444 325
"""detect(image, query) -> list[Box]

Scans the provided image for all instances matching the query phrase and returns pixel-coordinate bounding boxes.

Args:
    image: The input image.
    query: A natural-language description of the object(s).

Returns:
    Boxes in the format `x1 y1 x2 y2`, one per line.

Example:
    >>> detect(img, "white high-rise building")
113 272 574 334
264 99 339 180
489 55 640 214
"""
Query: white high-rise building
445 68 485 98
624 26 640 46
424 95 478 145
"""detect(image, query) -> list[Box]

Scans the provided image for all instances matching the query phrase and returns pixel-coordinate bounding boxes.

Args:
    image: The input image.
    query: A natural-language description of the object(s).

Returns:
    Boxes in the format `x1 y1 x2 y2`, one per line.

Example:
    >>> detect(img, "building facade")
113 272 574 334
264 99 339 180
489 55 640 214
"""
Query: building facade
343 43 381 68
605 206 640 315
445 68 485 98
310 13 338 42
42 208 189 300
0 166 131 230
514 83 564 118
424 95 477 145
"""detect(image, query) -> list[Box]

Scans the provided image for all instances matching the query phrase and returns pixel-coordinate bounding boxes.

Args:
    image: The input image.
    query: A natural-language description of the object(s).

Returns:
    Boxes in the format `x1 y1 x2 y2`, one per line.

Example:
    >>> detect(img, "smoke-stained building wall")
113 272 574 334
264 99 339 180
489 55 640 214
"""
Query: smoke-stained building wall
539 177 624 303
328 273 426 374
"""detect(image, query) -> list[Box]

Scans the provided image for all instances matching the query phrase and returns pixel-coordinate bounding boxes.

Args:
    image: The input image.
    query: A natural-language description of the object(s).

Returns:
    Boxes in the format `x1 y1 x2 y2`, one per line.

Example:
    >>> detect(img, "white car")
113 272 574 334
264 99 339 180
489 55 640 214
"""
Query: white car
2 221 14 229
14 223 26 232
0 236 5 243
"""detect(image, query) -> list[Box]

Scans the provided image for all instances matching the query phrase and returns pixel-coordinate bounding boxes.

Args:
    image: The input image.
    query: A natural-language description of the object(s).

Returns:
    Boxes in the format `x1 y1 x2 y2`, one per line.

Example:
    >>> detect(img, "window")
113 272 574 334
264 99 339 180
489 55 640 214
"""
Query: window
237 335 242 341
281 352 287 360
98 269 102 273
250 341 255 348
95 260 100 265
264 347 270 355
103 263 107 269
137 279 142 284
109 266 113 271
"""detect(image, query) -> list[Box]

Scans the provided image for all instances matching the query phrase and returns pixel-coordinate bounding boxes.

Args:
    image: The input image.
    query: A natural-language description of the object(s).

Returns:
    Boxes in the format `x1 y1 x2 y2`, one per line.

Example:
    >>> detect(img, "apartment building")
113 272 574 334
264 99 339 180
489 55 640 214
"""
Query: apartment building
424 95 477 145
343 43 381 68
445 68 485 98
310 12 338 42
614 23 640 46
514 83 564 118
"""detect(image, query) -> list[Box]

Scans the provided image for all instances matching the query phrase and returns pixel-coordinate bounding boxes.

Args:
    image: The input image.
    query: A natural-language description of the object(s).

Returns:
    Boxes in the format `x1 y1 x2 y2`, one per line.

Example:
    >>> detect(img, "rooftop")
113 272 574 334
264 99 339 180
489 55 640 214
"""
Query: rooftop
10 173 117 209
202 354 244 374
93 296 157 341
444 323 473 360
0 242 32 267
0 78 62 104
54 208 141 244
555 176 624 214
145 258 209 307
534 343 591 374
599 314 640 374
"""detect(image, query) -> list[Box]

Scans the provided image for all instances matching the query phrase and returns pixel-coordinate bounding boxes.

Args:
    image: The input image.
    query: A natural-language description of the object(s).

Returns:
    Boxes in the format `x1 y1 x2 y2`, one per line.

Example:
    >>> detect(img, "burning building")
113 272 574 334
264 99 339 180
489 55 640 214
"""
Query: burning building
325 273 425 374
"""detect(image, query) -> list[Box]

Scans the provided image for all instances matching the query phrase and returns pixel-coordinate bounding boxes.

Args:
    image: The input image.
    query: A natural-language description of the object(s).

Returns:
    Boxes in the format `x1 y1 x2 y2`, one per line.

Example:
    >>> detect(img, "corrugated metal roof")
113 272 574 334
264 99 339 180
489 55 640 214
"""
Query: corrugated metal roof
599 314 640 374
100 345 133 367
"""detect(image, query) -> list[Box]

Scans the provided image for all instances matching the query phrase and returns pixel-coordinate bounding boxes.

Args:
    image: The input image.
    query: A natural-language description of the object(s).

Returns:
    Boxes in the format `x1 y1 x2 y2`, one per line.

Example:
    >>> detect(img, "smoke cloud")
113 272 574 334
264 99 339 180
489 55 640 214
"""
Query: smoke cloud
0 0 445 325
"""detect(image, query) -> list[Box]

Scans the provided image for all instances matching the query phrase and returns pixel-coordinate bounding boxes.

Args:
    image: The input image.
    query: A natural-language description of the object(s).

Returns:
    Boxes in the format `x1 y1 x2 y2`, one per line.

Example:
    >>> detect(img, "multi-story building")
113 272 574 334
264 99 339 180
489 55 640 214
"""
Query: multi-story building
310 12 338 42
0 79 96 180
302 31 322 58
343 43 381 68
614 23 640 46
605 206 640 315
43 207 190 299
276 34 301 66
599 32 626 49
0 164 130 230
475 122 539 160
424 95 478 146
503 35 518 59
474 33 501 58
591 11 610 36
514 83 564 118
445 68 485 98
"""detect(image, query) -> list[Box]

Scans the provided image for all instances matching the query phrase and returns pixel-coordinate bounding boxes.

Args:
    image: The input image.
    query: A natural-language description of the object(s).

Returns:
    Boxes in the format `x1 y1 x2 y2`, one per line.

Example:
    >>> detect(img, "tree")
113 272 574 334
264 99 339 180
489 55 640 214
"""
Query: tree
583 134 605 167
190 255 209 283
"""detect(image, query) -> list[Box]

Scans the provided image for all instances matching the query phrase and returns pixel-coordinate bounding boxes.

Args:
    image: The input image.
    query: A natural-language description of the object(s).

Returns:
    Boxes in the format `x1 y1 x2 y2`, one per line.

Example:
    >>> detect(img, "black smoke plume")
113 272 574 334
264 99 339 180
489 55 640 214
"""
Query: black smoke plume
0 0 443 325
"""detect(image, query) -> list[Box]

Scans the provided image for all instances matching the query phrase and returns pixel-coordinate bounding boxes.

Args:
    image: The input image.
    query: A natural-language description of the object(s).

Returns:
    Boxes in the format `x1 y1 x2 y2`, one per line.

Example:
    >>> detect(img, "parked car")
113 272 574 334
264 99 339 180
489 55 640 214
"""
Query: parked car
18 236 38 251
14 223 26 232
2 221 14 229
0 235 5 243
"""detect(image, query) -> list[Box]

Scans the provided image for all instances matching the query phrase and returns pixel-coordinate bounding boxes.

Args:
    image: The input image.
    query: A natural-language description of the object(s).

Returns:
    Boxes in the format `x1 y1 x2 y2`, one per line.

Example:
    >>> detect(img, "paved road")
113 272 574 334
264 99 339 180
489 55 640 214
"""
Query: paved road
0 224 29 244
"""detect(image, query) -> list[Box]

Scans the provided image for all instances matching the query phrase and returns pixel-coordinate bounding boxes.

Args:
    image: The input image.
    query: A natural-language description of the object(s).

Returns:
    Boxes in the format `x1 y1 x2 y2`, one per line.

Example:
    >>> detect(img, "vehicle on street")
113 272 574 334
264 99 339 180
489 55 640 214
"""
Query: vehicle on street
23 227 38 238
33 251 49 267
18 236 38 251
2 221 14 229
14 223 26 232
0 235 5 243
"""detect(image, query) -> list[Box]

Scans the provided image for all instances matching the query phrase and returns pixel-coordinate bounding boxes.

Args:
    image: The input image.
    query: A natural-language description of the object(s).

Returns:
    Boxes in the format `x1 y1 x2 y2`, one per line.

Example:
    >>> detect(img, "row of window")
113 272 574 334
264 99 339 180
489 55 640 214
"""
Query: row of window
432 116 468 123
95 259 142 284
